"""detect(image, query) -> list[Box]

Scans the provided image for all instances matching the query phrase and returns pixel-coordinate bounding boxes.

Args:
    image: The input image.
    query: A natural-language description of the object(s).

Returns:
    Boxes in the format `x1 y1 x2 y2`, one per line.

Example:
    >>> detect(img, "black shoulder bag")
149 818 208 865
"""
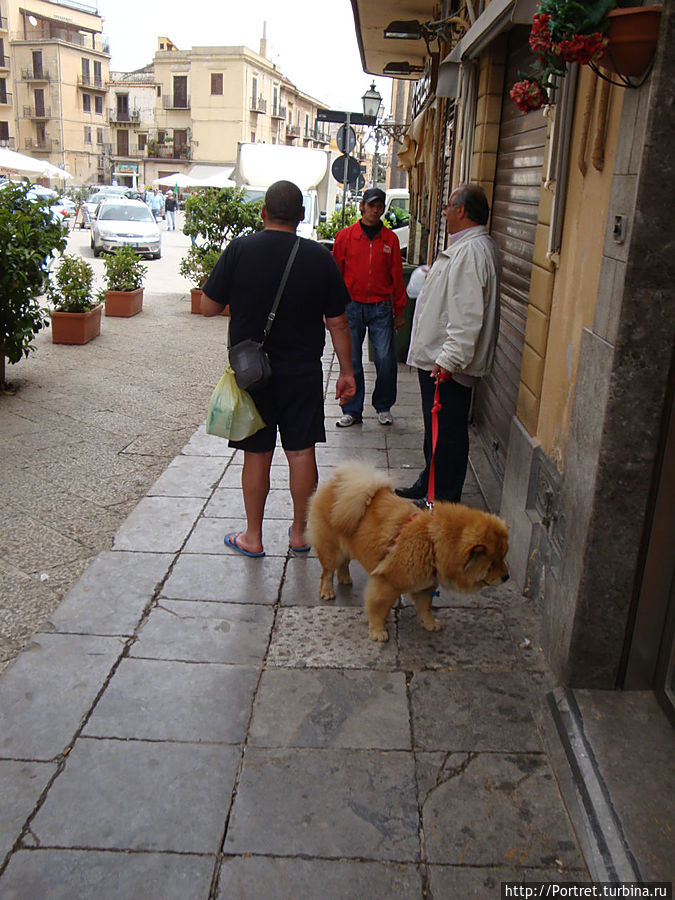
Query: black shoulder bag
228 237 301 392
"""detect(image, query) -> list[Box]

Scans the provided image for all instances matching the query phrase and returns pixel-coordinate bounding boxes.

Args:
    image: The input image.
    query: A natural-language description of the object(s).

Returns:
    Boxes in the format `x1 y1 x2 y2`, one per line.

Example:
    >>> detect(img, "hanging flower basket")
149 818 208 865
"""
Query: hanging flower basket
510 1 661 111
596 6 662 77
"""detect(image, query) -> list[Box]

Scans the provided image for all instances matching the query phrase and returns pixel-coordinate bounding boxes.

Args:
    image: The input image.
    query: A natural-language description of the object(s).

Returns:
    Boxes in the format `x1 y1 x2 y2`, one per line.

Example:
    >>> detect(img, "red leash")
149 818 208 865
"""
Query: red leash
427 371 452 505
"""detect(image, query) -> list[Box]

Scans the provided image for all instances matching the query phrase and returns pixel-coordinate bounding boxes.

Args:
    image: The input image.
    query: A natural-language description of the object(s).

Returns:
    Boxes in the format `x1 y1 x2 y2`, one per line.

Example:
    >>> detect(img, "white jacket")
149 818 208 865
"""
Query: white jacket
407 225 501 377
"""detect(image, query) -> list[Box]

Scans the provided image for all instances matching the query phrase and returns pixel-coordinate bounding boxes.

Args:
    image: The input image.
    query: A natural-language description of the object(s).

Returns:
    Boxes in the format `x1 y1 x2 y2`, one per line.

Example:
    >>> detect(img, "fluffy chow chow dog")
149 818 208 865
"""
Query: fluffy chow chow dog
307 462 510 642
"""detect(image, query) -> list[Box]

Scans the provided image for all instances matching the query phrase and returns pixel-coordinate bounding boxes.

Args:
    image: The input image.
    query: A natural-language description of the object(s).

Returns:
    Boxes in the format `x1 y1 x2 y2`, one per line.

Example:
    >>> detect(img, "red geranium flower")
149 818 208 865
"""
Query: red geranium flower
529 13 553 55
509 79 548 113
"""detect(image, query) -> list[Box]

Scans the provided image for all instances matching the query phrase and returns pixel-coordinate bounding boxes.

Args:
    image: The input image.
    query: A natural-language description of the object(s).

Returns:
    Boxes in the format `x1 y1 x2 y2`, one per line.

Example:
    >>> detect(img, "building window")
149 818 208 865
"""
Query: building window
138 133 147 151
81 57 90 83
251 132 256 143
251 76 258 104
0 121 9 143
93 60 102 85
211 72 223 95
96 127 103 144
82 93 91 112
156 85 162 97
0 80 6 104
84 126 92 143
95 95 103 114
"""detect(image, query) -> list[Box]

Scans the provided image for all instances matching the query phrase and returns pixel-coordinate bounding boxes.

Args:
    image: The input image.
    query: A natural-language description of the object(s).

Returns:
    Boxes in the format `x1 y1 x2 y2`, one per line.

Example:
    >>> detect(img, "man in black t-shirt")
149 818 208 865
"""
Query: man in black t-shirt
201 180 355 558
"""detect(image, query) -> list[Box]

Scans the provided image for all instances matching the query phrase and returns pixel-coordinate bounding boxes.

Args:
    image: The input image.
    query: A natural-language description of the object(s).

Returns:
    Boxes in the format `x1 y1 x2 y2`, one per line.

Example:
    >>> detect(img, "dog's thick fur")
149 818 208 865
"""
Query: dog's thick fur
307 462 510 641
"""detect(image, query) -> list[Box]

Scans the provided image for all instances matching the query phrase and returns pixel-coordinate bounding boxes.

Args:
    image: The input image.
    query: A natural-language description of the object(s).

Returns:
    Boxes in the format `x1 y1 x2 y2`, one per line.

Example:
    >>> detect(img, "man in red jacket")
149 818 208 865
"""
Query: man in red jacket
332 187 406 427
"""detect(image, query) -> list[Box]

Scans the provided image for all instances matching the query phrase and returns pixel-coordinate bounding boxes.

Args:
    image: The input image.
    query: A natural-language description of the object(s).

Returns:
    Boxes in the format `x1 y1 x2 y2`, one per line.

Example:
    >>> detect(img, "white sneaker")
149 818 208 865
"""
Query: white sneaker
336 414 362 428
377 411 393 425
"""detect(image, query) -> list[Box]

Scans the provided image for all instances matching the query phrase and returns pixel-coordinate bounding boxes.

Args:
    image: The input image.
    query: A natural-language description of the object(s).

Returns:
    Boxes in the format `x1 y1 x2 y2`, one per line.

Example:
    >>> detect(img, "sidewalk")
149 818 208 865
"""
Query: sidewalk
0 353 595 898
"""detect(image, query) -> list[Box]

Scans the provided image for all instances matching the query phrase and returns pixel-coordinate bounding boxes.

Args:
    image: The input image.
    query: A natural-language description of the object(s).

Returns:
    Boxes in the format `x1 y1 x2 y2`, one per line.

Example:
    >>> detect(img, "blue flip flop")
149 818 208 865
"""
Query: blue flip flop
288 526 311 553
224 532 265 558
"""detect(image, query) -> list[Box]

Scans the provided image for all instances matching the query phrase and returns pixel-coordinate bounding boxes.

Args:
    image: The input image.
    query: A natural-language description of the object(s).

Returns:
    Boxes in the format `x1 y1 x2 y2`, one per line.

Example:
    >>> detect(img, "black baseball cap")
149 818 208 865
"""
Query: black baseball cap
362 188 386 204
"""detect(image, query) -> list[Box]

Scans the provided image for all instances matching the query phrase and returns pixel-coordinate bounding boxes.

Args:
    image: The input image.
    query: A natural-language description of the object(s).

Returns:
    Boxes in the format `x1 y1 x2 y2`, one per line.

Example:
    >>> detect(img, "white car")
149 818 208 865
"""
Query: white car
90 198 161 259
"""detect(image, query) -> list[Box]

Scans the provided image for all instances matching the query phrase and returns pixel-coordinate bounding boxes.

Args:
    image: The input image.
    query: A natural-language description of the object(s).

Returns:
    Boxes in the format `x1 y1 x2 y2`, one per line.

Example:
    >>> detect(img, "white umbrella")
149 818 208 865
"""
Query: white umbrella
0 147 53 177
152 172 199 187
43 161 73 180
196 172 236 188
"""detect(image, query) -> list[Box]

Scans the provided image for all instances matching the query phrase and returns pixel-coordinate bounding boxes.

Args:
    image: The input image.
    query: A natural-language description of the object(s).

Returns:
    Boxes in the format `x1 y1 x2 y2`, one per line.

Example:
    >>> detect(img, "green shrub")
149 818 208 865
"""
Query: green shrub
316 204 359 240
102 244 147 292
46 254 97 313
179 245 222 287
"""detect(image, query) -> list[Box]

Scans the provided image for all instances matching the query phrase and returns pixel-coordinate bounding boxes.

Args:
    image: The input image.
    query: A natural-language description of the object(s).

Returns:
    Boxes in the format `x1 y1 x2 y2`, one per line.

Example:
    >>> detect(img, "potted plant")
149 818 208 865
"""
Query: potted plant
0 180 68 387
180 187 263 314
179 245 222 313
47 254 102 345
510 1 661 112
101 245 147 317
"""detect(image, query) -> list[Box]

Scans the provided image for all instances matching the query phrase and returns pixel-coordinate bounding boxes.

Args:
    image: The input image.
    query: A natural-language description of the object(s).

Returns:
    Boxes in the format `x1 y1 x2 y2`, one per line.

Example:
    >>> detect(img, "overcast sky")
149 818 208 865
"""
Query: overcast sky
96 0 394 116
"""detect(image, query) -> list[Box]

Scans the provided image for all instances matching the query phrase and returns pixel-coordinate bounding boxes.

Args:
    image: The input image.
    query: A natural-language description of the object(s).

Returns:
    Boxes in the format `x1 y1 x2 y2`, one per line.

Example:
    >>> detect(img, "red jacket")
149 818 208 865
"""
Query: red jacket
333 222 406 316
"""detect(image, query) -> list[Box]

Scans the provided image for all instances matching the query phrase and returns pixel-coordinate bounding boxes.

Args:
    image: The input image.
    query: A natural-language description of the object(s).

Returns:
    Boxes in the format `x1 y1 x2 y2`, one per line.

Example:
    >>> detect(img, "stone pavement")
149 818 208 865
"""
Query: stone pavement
0 358 591 898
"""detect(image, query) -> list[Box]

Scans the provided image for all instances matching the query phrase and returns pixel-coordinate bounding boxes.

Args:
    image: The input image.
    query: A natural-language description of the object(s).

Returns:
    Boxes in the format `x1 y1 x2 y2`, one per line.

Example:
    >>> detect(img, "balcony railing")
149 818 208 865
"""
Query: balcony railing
0 137 15 149
0 14 7 30
21 68 52 81
145 142 191 160
109 108 140 124
286 123 300 138
250 95 267 114
162 95 190 110
12 29 107 53
0 92 12 105
0 54 9 69
77 73 105 90
305 127 329 143
23 105 51 119
24 137 58 152
271 104 286 120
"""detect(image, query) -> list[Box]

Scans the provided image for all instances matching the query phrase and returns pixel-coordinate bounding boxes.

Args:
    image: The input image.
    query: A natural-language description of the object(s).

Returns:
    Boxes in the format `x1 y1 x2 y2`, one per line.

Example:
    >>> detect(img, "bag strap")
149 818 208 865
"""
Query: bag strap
261 237 301 344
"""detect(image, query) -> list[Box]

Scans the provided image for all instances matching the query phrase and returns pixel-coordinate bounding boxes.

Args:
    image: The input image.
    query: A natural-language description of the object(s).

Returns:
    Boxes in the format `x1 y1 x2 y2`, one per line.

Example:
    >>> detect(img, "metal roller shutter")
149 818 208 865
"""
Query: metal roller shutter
473 26 546 480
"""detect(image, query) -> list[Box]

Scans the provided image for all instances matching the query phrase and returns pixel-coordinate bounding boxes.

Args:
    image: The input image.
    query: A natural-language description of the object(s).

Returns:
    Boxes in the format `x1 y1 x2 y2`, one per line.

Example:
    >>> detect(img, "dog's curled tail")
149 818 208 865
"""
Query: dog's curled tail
327 461 392 536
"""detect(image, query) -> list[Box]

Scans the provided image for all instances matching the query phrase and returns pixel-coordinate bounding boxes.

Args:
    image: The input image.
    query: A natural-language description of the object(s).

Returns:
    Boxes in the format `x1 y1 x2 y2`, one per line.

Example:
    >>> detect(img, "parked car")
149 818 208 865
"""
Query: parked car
80 190 109 225
90 198 161 259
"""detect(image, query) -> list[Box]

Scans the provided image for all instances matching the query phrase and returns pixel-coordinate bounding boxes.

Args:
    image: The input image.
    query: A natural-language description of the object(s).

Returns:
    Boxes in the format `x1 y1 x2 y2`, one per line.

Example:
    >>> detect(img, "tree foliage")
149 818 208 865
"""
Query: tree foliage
101 244 147 292
0 180 68 385
316 204 359 240
182 186 263 251
46 254 97 313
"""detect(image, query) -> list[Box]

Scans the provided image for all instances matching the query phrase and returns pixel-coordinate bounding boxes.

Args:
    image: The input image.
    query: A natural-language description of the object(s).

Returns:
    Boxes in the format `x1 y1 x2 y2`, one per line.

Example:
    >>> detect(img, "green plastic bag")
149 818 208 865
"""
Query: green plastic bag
206 366 266 440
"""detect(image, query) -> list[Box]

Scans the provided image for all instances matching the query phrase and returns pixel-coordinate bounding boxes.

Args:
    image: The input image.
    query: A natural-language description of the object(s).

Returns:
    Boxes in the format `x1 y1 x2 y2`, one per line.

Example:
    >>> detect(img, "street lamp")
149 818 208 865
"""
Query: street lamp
361 83 382 119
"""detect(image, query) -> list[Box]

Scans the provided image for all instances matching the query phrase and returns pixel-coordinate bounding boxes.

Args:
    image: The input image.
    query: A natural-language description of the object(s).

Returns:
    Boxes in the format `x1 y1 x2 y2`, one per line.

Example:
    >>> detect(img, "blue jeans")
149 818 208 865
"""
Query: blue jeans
166 209 176 229
342 300 397 418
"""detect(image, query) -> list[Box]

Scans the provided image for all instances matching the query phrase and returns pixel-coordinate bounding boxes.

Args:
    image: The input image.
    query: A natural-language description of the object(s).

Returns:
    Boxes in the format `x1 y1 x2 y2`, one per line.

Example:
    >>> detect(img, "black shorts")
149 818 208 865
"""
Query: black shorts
229 367 326 453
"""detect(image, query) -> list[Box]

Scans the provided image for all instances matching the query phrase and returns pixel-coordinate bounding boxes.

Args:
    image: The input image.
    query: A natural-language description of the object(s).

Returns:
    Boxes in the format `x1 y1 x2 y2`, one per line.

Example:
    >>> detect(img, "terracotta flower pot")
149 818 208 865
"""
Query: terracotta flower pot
190 287 203 314
598 6 662 77
190 287 229 316
50 305 103 345
105 287 143 317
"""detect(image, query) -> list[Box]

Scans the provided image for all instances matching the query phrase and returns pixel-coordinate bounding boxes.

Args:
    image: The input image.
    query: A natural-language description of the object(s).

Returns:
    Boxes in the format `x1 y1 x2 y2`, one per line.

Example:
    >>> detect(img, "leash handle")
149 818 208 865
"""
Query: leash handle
428 371 451 505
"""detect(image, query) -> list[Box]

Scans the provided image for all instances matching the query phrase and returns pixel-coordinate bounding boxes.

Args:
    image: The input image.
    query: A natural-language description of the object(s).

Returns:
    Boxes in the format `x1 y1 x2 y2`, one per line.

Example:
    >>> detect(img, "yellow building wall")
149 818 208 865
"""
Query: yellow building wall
535 69 624 468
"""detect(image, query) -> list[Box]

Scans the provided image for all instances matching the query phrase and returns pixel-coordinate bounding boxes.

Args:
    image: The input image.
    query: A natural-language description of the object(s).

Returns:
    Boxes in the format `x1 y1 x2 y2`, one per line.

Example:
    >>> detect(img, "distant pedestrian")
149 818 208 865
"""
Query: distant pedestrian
332 187 406 428
148 189 163 222
164 190 178 230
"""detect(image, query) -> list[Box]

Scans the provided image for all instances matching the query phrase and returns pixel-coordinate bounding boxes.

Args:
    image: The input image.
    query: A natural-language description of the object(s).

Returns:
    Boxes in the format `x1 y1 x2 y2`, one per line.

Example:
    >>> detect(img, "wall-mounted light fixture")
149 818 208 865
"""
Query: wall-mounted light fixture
383 62 425 77
383 20 426 40
383 15 470 51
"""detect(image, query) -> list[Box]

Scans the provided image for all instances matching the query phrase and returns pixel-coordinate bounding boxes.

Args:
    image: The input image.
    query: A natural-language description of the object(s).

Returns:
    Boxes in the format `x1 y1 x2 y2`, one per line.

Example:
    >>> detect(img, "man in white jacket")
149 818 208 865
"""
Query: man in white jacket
396 184 501 504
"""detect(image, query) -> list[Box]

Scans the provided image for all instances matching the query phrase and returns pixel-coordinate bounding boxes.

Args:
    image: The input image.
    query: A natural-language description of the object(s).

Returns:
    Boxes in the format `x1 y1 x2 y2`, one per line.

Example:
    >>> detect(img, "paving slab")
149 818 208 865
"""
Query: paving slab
409 671 542 752
204 487 292 519
224 748 419 861
146 455 227 497
218 465 289 489
427 865 588 897
112 496 205 552
129 599 273 664
0 633 125 760
217 857 422 900
0 849 215 899
281 555 369 606
398 606 518 671
178 425 239 458
44 551 173 636
183 517 289 557
249 669 410 749
0 761 57 862
417 751 583 868
83 658 259 742
30 738 239 853
267 607 397 669
161 553 285 604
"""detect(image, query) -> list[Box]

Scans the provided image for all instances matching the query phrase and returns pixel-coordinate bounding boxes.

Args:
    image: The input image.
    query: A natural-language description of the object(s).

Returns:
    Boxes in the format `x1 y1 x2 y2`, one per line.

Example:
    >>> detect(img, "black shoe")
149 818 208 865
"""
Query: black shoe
411 497 430 509
395 484 427 500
